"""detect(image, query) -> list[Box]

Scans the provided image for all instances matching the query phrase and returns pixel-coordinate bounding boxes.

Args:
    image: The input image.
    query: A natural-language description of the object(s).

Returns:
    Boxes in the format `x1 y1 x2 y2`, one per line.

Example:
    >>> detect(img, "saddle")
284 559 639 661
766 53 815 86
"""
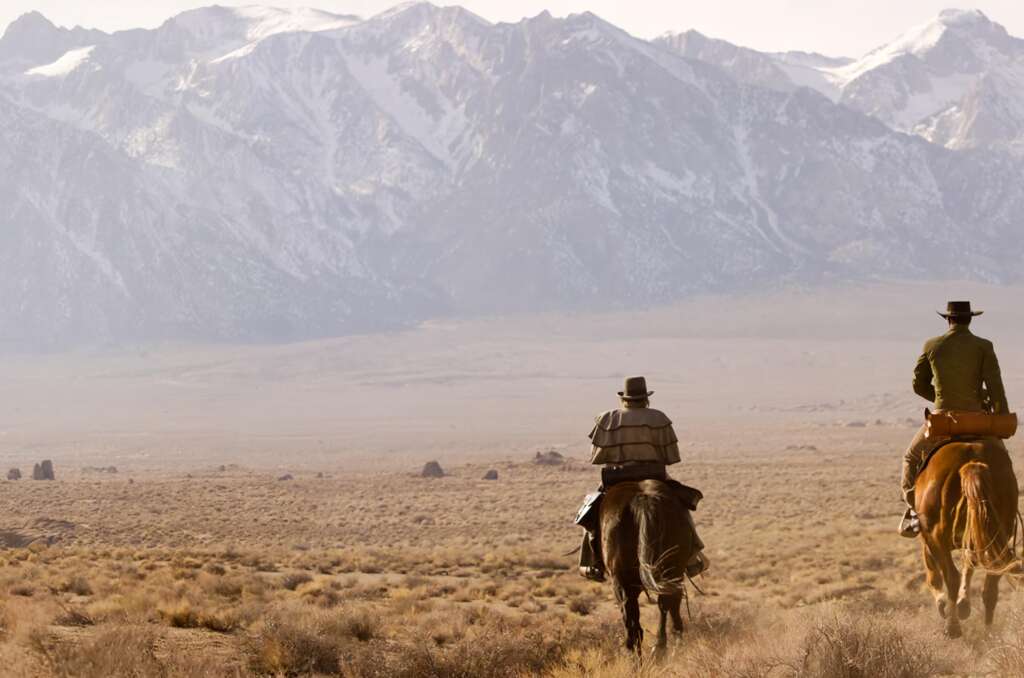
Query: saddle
918 409 1017 478
575 464 703 529
918 435 979 478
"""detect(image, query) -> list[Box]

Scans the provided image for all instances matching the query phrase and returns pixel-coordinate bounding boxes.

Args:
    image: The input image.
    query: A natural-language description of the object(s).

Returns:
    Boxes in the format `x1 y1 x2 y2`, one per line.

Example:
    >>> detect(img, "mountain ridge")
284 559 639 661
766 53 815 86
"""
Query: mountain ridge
2 4 1023 348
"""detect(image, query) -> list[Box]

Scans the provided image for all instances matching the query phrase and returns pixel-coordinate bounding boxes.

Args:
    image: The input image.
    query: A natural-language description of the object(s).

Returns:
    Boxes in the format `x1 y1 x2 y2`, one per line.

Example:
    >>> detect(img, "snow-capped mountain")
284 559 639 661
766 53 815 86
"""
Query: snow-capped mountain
1 4 1023 346
659 9 1024 152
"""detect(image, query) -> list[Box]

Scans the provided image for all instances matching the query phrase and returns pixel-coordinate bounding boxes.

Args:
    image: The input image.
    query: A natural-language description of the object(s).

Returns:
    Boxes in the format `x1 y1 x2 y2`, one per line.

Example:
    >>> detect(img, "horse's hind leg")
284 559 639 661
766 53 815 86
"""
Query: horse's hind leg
983 573 1001 627
652 595 669 658
922 540 946 617
616 583 643 656
653 593 682 654
669 595 685 638
956 563 974 620
934 546 963 638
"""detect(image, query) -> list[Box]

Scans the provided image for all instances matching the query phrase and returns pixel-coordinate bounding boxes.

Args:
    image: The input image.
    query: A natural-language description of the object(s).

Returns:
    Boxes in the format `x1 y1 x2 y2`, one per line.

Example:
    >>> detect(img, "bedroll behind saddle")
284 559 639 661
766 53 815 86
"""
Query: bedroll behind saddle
925 409 1018 440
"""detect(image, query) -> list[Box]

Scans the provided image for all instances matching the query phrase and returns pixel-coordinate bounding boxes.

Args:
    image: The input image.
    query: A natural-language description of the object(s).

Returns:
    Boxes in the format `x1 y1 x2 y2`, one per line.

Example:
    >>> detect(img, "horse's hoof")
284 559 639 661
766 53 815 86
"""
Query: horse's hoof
945 625 962 639
957 598 971 620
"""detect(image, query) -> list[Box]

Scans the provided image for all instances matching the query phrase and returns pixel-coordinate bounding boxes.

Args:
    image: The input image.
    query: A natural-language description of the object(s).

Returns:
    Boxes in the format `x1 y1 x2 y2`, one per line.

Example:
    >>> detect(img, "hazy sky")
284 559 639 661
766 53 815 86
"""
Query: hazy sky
2 1 1024 57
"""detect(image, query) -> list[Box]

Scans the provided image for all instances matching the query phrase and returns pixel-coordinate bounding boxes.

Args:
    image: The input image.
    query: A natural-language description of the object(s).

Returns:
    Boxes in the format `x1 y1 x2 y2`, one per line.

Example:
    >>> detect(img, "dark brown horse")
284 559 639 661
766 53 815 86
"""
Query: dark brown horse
601 479 695 655
916 439 1020 638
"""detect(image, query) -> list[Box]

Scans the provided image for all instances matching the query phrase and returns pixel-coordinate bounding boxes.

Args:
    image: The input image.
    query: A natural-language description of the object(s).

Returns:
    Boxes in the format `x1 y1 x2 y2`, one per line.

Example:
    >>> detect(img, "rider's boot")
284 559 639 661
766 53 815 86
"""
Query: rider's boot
899 489 920 538
579 529 606 582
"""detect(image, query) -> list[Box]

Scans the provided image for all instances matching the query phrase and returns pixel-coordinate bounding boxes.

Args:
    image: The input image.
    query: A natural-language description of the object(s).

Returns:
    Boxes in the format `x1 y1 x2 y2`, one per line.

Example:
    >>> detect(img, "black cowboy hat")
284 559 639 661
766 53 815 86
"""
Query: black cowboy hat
618 376 653 401
938 300 983 319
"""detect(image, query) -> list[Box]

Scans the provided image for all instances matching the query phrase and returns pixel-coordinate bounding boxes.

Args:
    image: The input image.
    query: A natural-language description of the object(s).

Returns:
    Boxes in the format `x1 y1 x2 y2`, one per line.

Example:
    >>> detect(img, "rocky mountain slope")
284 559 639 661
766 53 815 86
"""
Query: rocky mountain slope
1 5 1022 346
659 9 1024 152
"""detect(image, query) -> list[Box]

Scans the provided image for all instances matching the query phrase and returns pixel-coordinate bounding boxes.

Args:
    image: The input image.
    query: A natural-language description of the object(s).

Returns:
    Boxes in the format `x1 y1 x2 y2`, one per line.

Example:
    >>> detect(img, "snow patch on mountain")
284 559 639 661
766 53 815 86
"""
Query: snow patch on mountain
25 45 94 77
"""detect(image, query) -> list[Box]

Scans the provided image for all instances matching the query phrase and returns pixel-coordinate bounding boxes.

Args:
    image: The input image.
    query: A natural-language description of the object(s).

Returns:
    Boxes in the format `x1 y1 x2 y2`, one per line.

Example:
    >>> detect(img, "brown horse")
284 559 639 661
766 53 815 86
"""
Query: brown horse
915 438 1020 638
600 479 694 656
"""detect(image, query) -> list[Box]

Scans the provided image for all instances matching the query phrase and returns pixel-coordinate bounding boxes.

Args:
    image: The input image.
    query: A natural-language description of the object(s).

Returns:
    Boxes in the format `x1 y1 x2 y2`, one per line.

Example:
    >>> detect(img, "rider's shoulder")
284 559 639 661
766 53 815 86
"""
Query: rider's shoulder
970 331 993 346
593 409 618 425
593 407 673 428
961 330 994 349
642 407 673 426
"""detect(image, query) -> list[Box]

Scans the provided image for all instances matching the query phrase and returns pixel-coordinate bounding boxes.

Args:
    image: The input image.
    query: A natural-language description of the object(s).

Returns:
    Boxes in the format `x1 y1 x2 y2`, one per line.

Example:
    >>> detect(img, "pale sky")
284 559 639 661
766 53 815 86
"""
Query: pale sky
2 1 1024 57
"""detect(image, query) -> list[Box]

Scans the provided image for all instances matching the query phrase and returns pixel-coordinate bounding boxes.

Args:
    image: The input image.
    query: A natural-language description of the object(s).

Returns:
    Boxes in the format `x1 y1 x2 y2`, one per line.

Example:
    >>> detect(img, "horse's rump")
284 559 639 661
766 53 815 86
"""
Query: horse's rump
602 480 692 596
919 439 1019 572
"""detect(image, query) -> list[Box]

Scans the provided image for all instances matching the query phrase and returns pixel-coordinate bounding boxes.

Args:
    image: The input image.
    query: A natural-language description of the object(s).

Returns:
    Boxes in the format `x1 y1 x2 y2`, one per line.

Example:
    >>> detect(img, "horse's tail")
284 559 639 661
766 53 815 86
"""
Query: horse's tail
633 486 686 596
957 461 1016 572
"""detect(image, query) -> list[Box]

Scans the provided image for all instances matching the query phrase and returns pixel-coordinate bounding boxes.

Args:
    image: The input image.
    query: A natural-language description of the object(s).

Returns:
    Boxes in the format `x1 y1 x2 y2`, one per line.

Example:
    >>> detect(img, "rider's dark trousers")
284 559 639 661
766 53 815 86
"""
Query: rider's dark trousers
901 423 930 506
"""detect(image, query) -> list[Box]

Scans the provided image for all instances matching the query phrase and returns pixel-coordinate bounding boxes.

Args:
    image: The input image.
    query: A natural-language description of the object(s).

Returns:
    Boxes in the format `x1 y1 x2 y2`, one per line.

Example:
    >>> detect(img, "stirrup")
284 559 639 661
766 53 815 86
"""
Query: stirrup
579 566 605 582
898 509 920 538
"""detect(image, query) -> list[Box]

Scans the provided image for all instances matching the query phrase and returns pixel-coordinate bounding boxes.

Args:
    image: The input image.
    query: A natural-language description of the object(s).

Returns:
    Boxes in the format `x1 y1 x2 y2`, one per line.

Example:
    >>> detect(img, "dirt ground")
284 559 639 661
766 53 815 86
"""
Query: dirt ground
1 281 1023 676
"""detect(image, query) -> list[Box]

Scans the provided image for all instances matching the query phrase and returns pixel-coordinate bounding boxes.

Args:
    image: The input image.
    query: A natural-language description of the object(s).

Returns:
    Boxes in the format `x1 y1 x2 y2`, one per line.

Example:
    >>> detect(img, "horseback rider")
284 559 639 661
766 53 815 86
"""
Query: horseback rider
576 376 707 581
900 301 1010 537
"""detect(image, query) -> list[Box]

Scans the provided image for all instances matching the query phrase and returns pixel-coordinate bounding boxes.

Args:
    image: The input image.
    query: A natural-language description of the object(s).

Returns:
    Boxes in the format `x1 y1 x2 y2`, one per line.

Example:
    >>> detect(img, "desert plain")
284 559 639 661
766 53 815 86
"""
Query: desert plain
1 282 1024 677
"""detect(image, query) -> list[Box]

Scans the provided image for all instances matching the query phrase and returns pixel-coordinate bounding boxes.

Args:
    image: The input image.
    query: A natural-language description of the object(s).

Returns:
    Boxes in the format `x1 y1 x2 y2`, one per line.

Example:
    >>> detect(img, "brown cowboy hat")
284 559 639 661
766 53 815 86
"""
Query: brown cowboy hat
618 376 653 401
938 300 983 319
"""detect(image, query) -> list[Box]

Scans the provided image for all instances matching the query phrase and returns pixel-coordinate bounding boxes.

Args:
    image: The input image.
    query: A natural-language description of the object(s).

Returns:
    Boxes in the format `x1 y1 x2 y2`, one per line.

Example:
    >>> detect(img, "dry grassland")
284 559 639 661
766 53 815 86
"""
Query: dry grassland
0 425 1023 677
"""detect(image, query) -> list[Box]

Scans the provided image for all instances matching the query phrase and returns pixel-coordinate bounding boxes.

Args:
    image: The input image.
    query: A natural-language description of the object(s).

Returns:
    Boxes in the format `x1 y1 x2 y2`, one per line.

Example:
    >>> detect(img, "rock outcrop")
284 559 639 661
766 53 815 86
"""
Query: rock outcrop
534 450 565 466
421 461 445 478
32 460 55 480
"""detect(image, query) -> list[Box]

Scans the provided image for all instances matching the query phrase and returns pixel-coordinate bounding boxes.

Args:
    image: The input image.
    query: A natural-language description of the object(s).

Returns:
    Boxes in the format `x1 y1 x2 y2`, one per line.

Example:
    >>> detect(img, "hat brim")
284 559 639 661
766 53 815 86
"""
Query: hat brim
938 311 983 319
618 391 654 399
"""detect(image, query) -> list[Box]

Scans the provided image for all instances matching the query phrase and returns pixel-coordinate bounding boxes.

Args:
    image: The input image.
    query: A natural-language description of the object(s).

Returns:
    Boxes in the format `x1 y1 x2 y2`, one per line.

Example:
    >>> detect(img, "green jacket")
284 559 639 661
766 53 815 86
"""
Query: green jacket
913 325 1008 414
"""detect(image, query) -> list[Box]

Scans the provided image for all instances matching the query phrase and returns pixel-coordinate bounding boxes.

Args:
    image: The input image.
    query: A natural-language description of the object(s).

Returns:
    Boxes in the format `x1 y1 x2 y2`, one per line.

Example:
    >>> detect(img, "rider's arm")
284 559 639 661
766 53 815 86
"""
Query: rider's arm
913 348 936 402
982 342 1008 414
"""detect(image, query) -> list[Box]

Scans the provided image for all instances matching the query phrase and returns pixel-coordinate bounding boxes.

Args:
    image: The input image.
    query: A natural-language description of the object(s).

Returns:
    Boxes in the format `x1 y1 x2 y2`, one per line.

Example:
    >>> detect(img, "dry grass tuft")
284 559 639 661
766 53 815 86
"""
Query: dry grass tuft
280 571 314 591
249 608 347 675
794 610 949 678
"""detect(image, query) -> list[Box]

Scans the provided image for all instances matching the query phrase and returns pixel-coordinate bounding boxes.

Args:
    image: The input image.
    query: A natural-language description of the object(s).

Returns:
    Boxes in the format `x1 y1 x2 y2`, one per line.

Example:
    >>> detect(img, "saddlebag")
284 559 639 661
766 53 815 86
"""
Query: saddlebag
925 409 1018 440
574 492 602 529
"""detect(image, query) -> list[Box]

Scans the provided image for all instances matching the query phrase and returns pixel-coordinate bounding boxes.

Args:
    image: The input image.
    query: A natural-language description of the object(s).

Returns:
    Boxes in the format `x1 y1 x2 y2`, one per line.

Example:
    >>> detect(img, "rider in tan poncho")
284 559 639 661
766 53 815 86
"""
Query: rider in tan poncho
576 376 706 582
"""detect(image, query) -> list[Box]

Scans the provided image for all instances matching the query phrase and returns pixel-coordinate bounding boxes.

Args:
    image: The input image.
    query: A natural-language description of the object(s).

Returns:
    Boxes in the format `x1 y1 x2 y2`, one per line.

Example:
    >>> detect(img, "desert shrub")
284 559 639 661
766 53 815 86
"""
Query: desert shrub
346 611 608 678
0 602 14 641
205 575 245 599
53 606 95 627
795 612 943 678
158 599 199 628
352 631 562 678
32 625 245 678
204 561 227 574
568 597 592 616
341 609 379 642
988 608 1024 677
281 572 313 591
84 597 131 624
197 607 241 633
31 626 165 678
60 576 94 596
249 608 347 675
